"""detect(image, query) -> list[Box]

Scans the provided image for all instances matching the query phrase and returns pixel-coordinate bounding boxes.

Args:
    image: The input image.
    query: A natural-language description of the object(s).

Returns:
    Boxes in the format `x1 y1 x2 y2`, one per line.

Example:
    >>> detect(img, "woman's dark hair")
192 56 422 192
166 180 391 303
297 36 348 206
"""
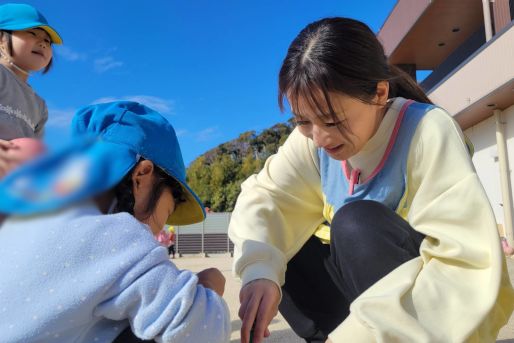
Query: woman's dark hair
0 29 53 73
113 159 186 219
278 17 431 120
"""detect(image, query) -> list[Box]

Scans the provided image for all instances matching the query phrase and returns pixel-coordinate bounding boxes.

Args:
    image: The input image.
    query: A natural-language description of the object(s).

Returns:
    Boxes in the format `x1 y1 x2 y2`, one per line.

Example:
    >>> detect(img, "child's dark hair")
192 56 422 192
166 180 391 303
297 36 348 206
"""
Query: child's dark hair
0 30 53 73
113 159 186 219
278 17 431 118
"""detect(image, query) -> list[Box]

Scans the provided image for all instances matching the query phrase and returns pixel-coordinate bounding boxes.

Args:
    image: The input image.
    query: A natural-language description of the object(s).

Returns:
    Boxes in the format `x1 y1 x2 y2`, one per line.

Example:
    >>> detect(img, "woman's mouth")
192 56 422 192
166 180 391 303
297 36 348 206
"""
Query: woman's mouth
324 144 343 154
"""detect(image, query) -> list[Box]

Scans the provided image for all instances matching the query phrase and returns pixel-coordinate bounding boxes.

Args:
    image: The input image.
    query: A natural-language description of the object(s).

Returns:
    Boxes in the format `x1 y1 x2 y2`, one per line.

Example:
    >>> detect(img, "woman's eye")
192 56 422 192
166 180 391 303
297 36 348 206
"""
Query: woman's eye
295 120 311 126
324 121 343 128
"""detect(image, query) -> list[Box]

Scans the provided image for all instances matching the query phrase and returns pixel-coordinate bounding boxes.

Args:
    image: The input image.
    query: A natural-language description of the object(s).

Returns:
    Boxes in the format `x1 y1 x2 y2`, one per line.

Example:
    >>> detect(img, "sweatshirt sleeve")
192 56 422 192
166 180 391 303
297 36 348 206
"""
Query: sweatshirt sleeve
228 128 325 288
329 108 514 342
94 247 231 343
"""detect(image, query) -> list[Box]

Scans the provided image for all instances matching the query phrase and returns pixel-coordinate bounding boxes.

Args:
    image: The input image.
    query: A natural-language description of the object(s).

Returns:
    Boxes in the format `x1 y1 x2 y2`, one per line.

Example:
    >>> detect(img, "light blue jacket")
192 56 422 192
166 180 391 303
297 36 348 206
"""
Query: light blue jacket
0 203 230 342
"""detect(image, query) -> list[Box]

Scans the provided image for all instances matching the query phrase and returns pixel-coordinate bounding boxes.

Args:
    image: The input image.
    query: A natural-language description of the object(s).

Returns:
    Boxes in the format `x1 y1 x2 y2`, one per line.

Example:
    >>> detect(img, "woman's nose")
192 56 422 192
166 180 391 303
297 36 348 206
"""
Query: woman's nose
311 125 329 148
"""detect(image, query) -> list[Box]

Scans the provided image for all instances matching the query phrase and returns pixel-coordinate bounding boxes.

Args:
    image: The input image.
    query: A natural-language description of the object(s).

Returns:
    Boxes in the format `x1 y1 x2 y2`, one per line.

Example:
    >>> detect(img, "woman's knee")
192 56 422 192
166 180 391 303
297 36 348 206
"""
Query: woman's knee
332 200 388 230
330 200 393 251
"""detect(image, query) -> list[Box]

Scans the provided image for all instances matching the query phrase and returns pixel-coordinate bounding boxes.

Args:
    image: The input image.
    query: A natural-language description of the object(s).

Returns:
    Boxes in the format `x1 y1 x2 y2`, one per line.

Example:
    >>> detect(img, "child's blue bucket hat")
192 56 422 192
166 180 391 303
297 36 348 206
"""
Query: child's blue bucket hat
0 101 205 225
0 3 62 44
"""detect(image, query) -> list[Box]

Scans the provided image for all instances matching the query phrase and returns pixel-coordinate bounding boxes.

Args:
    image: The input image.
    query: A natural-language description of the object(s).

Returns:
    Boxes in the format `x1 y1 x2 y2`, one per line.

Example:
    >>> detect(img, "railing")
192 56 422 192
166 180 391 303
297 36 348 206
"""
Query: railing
174 212 234 257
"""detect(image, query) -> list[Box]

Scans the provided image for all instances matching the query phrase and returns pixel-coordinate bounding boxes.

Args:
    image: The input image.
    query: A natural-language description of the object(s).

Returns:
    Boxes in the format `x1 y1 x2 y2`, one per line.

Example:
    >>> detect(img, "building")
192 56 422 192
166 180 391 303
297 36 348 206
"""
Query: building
378 0 514 245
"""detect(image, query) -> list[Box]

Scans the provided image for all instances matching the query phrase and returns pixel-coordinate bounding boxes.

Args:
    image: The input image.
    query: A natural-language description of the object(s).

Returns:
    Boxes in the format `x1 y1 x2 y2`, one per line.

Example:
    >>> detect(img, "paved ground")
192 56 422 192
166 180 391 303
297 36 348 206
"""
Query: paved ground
174 254 514 343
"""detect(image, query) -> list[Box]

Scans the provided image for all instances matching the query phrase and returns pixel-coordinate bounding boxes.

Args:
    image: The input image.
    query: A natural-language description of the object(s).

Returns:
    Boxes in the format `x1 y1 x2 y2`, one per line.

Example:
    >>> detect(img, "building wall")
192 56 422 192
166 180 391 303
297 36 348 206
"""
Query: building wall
504 104 514 226
465 103 514 225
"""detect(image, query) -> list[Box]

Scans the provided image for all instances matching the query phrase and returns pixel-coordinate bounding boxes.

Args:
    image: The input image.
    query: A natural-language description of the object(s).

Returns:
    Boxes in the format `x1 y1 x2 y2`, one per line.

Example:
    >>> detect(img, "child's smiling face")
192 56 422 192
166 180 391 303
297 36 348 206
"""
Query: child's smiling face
6 28 53 72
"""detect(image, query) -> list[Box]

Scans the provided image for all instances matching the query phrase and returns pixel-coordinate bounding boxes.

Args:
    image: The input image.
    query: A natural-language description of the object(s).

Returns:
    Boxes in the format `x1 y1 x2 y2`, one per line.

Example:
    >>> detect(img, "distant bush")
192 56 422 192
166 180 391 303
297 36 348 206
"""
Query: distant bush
186 121 294 212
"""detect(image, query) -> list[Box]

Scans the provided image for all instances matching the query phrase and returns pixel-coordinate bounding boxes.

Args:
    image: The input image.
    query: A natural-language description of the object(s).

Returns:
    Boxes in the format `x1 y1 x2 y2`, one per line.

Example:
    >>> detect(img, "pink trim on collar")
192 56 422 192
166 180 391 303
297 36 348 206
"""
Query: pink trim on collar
341 99 414 195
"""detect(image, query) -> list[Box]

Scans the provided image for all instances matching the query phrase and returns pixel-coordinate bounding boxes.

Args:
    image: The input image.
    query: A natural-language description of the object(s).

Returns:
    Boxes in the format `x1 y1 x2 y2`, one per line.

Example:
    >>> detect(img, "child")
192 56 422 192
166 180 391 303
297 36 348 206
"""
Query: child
156 227 173 247
228 17 514 343
168 226 176 258
0 101 231 342
155 226 177 258
0 3 62 140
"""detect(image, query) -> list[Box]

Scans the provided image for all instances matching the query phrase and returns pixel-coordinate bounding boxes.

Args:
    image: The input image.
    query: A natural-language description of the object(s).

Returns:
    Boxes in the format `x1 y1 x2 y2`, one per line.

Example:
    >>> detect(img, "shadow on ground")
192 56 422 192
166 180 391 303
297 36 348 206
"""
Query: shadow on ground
231 318 281 333
230 328 303 343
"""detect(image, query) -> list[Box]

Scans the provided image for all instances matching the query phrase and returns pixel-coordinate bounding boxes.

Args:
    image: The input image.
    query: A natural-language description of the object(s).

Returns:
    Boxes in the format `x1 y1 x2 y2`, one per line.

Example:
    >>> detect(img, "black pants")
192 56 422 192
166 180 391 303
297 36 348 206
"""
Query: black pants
279 200 425 343
168 244 175 256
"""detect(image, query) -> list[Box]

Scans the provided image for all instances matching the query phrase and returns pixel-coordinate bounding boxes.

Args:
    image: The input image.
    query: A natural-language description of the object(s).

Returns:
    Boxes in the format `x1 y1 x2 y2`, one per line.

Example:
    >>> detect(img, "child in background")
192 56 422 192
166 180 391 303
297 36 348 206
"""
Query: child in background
156 227 172 247
0 3 62 140
0 101 230 343
168 226 176 258
155 226 177 258
229 17 514 343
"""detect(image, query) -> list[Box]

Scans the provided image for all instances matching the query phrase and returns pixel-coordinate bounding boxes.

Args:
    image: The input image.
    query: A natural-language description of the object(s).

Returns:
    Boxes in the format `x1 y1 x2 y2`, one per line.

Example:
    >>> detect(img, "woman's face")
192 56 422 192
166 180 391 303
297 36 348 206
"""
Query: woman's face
290 84 388 161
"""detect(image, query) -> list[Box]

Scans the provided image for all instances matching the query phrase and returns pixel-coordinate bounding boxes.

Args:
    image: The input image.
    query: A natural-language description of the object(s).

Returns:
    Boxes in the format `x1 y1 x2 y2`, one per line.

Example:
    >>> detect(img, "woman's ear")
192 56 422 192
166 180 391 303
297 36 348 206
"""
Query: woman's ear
131 160 155 195
375 80 390 106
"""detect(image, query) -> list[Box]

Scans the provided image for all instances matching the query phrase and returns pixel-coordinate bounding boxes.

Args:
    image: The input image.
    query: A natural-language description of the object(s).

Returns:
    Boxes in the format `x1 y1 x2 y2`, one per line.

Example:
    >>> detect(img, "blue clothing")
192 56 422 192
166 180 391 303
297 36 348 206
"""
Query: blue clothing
319 100 431 217
0 203 230 343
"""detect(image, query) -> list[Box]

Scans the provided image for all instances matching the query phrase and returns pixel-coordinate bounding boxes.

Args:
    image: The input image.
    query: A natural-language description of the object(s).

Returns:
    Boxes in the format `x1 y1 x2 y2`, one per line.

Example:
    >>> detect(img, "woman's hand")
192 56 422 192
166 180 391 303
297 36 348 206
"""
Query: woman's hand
239 278 281 343
197 268 226 297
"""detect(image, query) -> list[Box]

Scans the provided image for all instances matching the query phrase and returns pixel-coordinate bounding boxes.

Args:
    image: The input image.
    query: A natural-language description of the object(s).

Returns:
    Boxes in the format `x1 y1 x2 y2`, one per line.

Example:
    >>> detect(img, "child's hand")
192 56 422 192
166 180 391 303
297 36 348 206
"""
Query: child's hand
0 138 45 178
0 139 20 178
197 268 226 297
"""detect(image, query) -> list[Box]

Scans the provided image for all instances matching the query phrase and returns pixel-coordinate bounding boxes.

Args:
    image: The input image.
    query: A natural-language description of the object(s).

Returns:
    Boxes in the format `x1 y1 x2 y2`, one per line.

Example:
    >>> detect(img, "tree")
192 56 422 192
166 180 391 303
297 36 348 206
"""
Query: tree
185 120 294 212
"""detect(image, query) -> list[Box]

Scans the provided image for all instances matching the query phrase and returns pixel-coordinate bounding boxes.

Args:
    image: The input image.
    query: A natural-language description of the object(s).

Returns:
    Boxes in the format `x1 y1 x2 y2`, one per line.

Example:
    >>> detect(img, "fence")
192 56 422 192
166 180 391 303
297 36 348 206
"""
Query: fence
174 212 233 256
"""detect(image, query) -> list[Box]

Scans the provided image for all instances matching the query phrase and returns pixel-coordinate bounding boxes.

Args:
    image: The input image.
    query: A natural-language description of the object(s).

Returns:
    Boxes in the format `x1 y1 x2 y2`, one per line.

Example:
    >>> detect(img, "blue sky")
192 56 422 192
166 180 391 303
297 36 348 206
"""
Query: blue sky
24 0 399 165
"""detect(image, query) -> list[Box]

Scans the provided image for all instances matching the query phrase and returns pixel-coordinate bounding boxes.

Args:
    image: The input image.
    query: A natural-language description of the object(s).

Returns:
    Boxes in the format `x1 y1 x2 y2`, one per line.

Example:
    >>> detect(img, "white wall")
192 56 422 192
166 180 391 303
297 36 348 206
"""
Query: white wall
504 103 514 223
465 103 514 226
466 115 503 224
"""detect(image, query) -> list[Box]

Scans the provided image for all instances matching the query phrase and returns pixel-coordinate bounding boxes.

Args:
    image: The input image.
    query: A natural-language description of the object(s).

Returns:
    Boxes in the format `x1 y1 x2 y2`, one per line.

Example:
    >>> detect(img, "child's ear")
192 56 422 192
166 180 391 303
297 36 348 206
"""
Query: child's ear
131 160 155 191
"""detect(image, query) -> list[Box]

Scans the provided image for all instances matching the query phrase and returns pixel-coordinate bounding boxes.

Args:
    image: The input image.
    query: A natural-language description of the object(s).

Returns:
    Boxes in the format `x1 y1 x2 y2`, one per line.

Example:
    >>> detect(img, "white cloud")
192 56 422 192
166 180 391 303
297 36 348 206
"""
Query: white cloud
175 129 188 137
92 95 174 115
94 56 123 73
195 126 221 142
54 46 86 62
46 108 76 128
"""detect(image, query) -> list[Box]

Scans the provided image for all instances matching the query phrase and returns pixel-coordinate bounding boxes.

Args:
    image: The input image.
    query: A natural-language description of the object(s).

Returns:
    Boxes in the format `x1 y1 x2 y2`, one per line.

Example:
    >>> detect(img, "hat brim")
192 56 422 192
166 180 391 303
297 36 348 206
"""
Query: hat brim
2 23 62 44
39 25 62 44
166 178 205 226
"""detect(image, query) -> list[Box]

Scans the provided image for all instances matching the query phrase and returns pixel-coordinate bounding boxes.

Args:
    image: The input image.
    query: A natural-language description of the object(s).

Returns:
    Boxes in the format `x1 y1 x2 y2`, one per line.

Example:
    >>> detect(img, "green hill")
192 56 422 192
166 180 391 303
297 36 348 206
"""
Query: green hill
186 120 294 212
